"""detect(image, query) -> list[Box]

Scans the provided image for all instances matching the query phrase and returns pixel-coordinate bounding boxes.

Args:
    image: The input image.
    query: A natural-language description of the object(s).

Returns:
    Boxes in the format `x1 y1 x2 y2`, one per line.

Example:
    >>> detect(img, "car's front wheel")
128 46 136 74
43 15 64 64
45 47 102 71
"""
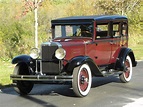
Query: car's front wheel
13 63 34 95
72 64 92 97
119 55 133 83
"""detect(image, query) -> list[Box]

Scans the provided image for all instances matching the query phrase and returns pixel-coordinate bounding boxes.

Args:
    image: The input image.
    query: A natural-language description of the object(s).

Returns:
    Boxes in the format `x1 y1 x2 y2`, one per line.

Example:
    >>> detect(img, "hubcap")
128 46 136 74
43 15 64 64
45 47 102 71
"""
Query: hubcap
79 68 89 91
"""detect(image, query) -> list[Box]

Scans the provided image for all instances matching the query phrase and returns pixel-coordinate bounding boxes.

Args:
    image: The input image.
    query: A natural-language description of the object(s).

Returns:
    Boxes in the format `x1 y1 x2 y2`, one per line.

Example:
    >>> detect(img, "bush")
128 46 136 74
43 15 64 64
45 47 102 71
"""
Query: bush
0 0 142 60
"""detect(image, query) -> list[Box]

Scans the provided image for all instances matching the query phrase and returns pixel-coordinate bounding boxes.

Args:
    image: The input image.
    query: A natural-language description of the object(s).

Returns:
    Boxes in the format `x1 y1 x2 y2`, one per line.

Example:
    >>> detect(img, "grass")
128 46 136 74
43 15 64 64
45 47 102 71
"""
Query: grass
130 44 143 60
0 60 13 88
129 36 143 60
0 37 143 87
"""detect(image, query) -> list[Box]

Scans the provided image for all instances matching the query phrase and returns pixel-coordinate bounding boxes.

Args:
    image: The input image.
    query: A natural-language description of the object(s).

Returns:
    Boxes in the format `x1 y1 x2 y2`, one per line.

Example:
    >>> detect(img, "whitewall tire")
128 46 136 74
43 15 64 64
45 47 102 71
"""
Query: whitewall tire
72 64 92 97
120 55 133 83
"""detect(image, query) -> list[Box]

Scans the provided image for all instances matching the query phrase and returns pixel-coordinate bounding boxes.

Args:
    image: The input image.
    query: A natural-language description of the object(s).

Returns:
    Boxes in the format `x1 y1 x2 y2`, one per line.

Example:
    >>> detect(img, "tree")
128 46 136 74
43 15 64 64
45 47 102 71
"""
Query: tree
94 0 141 15
20 0 44 48
0 0 142 59
66 0 96 16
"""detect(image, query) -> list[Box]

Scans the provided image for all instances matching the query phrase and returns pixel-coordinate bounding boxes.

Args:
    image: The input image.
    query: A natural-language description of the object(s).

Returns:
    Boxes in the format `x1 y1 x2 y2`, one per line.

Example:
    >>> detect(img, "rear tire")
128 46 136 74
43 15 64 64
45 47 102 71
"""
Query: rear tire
72 64 92 97
119 55 132 83
13 63 34 95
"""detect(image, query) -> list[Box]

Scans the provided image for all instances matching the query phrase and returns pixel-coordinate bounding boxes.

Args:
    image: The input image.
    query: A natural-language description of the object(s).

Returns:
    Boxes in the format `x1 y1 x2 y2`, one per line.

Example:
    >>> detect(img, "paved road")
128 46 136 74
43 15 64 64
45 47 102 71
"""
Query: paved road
0 61 143 107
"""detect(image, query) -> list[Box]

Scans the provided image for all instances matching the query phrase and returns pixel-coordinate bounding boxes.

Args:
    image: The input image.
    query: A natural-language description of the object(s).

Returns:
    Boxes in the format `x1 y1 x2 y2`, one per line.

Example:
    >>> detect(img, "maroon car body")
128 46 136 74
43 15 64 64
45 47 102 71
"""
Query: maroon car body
11 15 137 97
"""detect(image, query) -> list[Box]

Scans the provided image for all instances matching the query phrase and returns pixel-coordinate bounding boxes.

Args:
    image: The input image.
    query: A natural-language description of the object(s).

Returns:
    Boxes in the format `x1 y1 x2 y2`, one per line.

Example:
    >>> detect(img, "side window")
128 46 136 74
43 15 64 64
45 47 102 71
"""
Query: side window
96 24 109 39
122 23 128 36
65 25 73 37
79 25 93 37
55 26 62 38
113 23 120 37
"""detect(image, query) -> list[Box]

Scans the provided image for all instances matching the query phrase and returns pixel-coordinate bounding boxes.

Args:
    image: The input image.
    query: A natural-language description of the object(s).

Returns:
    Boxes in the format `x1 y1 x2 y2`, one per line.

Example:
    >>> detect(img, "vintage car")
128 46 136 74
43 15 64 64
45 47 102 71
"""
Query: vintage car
10 15 137 97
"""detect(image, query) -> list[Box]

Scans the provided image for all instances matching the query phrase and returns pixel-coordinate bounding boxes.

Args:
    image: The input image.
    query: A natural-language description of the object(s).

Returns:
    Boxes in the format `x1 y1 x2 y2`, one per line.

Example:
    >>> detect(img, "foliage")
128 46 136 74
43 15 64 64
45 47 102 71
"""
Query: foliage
0 60 12 86
65 0 96 16
0 0 142 60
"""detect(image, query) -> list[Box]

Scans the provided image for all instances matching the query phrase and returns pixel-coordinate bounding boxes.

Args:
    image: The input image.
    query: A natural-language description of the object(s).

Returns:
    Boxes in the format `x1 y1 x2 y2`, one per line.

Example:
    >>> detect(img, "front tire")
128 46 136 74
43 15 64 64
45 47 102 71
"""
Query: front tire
119 55 133 83
72 64 92 97
13 63 34 95
14 81 34 95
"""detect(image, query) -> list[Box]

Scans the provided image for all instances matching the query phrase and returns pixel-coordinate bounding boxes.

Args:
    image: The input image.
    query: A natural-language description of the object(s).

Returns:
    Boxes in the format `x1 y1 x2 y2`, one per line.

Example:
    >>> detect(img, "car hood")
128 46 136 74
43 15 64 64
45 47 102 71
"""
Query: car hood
53 37 92 46
53 37 93 60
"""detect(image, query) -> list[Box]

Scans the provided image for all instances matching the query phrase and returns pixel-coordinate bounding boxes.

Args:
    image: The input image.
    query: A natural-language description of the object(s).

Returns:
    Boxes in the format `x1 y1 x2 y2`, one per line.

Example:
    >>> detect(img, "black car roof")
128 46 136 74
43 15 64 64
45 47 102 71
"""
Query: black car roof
51 15 127 25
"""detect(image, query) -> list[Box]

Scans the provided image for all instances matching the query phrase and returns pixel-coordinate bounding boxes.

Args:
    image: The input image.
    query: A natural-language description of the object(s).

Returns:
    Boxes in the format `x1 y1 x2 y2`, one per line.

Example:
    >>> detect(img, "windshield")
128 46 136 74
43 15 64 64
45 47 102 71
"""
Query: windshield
53 24 93 38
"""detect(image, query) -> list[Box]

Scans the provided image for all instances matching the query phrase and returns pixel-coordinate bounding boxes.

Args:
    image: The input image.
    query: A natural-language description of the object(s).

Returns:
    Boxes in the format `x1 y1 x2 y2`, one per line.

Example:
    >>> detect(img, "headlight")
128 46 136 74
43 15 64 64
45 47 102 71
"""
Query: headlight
30 48 39 59
55 48 66 60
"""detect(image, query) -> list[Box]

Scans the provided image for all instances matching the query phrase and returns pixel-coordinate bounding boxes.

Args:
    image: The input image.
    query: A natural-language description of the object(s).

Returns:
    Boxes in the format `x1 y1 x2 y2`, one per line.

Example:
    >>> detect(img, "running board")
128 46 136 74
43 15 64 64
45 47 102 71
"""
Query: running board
10 75 73 82
101 70 123 77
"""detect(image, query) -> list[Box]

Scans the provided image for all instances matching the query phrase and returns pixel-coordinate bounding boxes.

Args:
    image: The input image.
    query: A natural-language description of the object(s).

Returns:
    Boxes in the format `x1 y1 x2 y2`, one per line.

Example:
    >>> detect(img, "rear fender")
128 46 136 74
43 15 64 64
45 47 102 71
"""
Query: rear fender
66 56 103 77
115 48 137 71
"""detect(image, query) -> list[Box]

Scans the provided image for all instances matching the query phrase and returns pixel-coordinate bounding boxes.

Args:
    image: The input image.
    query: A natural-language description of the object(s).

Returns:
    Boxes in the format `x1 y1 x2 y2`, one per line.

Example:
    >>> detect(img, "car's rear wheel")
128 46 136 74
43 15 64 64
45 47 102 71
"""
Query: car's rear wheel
119 55 132 83
13 63 34 95
72 64 92 97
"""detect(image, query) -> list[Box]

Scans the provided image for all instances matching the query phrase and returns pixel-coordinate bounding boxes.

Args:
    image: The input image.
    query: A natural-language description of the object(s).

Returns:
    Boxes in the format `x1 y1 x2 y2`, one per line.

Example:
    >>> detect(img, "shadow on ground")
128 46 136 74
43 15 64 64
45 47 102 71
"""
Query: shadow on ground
1 75 121 97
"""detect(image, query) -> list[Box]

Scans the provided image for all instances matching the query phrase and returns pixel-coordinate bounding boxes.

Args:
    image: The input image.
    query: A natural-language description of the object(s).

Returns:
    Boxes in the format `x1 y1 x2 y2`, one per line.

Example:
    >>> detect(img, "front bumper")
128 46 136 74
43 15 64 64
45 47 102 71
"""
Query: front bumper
10 74 73 82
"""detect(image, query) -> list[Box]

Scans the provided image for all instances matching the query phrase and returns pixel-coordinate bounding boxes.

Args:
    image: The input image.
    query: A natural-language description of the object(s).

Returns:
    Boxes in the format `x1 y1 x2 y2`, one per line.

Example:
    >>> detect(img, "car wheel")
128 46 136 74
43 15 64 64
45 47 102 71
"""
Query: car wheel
14 81 34 95
119 55 132 83
72 64 92 97
13 63 34 95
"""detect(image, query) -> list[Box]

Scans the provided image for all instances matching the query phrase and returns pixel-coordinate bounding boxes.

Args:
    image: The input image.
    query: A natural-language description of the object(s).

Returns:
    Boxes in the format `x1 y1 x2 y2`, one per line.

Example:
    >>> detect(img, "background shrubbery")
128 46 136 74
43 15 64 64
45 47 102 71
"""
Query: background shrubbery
0 0 142 60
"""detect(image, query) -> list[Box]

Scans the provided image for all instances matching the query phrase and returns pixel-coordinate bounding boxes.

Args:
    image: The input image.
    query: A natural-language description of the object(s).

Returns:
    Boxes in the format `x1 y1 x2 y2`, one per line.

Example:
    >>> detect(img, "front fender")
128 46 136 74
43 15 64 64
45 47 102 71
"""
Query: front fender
12 54 33 65
66 56 103 77
66 56 88 71
115 48 137 71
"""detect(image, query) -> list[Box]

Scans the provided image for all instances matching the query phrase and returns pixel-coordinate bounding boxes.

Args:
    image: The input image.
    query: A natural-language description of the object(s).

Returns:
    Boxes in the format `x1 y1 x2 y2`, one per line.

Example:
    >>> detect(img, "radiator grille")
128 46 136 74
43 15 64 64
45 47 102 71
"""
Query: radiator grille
41 43 60 75
42 45 58 60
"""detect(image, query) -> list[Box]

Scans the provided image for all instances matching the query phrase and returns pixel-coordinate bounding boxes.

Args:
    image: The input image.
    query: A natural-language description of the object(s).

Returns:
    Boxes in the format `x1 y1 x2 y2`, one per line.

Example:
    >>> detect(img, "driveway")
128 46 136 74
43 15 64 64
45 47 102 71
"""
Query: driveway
0 61 143 107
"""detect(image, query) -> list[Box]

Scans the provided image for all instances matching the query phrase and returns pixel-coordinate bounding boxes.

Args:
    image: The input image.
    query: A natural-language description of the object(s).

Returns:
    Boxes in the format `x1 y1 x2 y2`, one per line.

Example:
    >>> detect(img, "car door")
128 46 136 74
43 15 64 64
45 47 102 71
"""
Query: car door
109 22 128 64
109 22 121 64
94 23 112 66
